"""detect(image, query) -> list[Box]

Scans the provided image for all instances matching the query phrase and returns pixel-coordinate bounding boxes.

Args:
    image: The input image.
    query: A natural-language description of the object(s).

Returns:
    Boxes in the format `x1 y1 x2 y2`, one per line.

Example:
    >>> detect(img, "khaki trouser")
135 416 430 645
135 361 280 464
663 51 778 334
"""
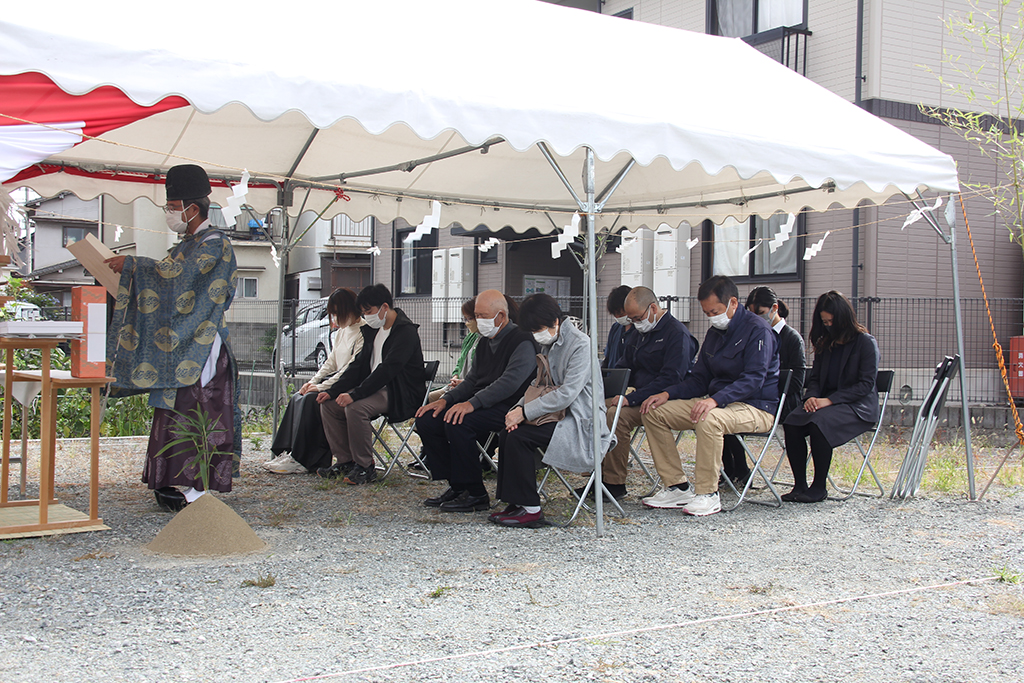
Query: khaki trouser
641 397 774 495
602 397 643 486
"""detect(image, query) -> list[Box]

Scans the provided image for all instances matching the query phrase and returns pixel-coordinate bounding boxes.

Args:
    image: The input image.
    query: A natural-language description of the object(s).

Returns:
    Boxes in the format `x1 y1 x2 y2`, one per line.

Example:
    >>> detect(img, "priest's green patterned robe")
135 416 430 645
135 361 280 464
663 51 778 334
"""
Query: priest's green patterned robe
106 223 241 491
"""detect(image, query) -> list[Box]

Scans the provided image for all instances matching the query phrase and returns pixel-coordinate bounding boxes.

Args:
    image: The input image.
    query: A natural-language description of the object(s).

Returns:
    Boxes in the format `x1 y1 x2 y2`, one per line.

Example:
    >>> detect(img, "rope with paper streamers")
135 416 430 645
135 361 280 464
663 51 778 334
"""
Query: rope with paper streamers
17 200 989 261
961 193 1024 499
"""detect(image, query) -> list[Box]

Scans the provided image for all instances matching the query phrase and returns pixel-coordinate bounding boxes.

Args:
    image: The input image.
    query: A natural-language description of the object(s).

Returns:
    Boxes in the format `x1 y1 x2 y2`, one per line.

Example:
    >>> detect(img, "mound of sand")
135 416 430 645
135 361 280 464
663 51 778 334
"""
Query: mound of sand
146 494 266 556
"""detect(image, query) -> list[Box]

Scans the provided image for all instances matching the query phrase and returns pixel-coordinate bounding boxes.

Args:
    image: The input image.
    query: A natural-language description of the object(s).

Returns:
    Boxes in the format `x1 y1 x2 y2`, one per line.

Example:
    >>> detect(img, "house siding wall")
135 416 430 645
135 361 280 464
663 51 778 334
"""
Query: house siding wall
601 0 704 31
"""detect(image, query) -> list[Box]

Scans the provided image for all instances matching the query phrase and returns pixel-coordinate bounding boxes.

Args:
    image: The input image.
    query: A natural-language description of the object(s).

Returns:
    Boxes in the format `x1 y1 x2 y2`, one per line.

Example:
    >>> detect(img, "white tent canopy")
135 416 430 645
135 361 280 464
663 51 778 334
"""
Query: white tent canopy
1 0 957 233
0 0 972 517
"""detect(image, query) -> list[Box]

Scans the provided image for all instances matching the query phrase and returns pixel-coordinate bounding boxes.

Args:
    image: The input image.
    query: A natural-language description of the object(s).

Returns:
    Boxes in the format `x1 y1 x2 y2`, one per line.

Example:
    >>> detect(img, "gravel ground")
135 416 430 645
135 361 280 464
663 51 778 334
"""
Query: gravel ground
1 435 1023 683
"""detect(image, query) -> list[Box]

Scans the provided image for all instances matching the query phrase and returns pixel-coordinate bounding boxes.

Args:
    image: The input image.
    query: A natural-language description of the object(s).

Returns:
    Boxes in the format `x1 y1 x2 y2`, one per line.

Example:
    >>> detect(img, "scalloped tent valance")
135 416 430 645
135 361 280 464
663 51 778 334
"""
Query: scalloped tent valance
0 0 957 234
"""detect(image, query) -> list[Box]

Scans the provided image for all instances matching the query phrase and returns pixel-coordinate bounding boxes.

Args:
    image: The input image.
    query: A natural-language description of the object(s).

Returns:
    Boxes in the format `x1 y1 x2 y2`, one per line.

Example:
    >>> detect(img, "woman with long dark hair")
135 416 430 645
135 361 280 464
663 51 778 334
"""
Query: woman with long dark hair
721 286 806 484
781 290 879 502
265 288 364 474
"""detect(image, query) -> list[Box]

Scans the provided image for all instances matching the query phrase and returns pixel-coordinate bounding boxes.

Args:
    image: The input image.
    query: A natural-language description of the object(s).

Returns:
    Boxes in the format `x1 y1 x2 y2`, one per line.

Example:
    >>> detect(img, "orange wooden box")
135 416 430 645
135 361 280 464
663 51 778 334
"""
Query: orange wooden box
71 286 107 378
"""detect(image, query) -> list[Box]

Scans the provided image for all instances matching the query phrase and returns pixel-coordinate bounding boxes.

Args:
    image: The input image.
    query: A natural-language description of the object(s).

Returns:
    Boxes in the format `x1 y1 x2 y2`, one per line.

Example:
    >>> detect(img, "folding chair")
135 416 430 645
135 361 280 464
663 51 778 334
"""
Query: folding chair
536 368 631 526
829 370 894 500
768 369 894 500
891 358 957 500
720 369 792 511
476 430 500 473
629 426 687 497
370 360 440 479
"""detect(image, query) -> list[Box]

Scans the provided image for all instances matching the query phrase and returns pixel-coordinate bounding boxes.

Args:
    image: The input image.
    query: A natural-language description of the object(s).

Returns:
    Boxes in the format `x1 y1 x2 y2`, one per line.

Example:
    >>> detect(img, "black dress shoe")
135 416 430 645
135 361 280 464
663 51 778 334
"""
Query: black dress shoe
439 490 490 513
154 487 187 512
793 488 828 503
781 488 807 502
317 461 355 479
423 487 461 508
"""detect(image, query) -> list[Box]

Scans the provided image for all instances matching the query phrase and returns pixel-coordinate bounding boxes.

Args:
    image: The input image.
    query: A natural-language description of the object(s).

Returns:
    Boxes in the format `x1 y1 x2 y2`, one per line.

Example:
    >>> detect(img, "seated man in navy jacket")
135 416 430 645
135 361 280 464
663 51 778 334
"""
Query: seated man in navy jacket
597 286 697 499
639 275 779 516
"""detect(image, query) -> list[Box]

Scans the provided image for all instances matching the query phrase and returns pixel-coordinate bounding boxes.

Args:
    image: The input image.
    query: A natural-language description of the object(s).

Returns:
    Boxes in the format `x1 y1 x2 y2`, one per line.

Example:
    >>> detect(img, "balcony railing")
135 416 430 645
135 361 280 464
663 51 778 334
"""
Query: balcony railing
744 25 811 76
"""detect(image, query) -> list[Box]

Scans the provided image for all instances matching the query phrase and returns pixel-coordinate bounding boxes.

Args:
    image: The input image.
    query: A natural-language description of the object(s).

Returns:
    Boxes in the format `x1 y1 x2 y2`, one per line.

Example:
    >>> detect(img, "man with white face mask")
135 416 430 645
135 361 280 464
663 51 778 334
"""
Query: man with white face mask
602 285 633 370
638 275 779 516
416 289 537 513
594 286 696 500
104 164 240 512
318 283 426 485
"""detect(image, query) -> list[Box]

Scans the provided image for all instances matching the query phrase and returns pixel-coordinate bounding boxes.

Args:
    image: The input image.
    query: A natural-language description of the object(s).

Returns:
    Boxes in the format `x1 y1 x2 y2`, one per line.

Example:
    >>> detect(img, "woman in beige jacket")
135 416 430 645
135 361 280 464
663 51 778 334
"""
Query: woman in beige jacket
264 288 364 473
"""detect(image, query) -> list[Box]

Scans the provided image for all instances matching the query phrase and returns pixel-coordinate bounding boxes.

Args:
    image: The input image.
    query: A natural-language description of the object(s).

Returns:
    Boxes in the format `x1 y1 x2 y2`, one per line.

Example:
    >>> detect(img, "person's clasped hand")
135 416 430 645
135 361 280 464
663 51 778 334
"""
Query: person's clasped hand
505 405 525 432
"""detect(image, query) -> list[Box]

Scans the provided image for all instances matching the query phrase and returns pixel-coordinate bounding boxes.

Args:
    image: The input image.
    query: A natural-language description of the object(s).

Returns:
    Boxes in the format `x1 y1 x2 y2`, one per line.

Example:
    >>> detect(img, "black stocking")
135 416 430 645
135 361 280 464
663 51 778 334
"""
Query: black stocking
807 423 834 494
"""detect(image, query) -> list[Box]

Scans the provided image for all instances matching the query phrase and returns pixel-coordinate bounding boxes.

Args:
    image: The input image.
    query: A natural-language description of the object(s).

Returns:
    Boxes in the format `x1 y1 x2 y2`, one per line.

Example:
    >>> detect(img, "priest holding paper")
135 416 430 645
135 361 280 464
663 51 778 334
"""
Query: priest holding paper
104 165 240 512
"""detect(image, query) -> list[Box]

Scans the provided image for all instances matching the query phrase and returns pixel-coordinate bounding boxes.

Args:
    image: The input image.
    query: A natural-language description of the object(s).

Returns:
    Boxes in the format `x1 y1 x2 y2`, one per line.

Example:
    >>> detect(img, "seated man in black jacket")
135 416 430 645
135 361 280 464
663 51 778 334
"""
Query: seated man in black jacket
318 284 426 485
416 289 537 512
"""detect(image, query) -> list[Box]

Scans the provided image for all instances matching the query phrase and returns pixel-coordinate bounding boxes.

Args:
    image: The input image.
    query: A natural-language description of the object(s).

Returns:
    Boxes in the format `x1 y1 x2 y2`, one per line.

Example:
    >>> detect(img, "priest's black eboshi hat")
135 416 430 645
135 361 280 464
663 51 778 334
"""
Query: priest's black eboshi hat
165 164 212 201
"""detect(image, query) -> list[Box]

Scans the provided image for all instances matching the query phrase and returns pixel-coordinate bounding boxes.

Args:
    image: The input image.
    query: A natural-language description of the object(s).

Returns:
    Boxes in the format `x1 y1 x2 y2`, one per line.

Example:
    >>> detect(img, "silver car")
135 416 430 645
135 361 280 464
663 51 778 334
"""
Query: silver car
275 299 332 373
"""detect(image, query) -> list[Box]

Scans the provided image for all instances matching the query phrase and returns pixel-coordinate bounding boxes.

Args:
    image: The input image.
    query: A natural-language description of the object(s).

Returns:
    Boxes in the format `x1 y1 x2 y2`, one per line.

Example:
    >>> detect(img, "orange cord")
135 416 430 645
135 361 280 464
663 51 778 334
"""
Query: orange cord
960 193 1024 446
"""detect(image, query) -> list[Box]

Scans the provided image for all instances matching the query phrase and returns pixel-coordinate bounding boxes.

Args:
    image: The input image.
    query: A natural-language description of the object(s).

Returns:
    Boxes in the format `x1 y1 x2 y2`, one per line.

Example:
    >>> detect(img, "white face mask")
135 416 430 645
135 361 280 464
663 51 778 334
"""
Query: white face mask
476 314 500 339
533 325 558 346
613 315 631 326
164 205 191 234
709 312 730 330
362 305 387 329
632 306 655 334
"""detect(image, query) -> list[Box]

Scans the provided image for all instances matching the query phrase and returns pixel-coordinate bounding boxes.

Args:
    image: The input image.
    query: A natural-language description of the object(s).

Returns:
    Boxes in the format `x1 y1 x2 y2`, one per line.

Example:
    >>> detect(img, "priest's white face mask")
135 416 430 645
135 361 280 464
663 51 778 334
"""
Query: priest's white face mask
164 203 195 234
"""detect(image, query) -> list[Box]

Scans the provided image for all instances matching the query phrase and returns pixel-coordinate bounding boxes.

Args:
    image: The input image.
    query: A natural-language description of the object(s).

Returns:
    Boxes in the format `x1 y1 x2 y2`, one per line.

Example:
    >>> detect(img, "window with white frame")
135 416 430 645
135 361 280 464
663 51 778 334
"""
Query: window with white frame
240 277 258 298
62 225 98 247
708 0 805 37
395 228 437 296
710 212 800 280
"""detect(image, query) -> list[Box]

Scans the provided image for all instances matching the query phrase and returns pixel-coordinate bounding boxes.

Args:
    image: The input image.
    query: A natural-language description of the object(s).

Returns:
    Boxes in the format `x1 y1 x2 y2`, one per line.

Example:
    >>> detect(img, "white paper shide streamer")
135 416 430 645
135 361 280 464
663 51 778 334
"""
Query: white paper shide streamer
769 213 796 253
404 201 441 243
220 169 251 226
0 187 26 268
551 213 580 259
902 196 943 230
803 231 831 260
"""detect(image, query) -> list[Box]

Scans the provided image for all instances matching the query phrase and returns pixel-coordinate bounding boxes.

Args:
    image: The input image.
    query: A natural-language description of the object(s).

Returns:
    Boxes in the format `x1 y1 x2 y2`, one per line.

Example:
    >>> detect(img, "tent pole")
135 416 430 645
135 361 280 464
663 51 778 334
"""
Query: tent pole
906 193 975 500
271 211 290 441
947 221 976 499
584 147 605 537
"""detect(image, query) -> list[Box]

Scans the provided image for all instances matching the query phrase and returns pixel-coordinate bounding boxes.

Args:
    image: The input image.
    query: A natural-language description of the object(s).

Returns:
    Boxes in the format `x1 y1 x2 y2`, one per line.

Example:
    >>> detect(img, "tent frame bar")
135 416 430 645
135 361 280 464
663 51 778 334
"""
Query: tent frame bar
305 137 506 183
904 192 976 500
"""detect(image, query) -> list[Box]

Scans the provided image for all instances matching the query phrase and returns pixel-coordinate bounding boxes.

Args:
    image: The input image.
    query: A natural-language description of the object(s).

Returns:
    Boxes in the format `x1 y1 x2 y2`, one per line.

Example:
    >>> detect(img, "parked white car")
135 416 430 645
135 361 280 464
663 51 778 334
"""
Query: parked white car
275 298 332 373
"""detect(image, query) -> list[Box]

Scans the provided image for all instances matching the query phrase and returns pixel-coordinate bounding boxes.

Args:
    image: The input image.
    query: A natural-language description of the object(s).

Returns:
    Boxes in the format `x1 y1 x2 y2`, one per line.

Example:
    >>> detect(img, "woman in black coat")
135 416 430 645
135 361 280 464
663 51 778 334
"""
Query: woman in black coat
782 291 880 503
721 287 806 484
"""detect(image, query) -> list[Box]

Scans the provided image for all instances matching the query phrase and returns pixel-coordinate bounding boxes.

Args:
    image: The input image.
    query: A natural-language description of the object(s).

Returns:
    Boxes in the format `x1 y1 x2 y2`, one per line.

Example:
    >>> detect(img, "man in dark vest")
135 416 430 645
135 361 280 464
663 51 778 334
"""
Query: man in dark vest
416 289 537 512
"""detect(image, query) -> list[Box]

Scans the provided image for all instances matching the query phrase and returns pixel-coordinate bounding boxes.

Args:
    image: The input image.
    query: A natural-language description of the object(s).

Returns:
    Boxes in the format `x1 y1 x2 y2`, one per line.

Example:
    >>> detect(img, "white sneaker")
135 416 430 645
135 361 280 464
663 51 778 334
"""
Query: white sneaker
642 485 695 509
262 454 288 470
682 492 721 516
265 455 308 474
